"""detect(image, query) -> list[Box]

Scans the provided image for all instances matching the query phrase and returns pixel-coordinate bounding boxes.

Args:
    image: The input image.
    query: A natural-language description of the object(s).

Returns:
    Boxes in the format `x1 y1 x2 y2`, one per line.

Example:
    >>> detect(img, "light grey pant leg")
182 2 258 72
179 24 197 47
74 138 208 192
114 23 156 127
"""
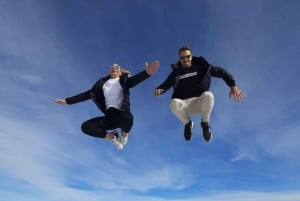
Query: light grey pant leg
186 91 214 123
170 91 214 125
170 98 190 125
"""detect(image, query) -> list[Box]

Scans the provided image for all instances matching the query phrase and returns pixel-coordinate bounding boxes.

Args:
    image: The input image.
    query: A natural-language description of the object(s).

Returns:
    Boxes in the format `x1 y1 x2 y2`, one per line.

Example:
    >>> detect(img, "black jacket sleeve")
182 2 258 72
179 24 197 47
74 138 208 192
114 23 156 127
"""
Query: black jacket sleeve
210 66 236 87
65 90 91 105
127 70 151 88
156 71 175 94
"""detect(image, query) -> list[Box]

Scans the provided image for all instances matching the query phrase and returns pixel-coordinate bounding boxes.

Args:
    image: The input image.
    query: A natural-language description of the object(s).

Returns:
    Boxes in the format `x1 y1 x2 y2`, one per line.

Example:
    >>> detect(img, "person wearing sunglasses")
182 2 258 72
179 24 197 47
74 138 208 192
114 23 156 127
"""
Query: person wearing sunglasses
154 46 245 142
54 61 159 150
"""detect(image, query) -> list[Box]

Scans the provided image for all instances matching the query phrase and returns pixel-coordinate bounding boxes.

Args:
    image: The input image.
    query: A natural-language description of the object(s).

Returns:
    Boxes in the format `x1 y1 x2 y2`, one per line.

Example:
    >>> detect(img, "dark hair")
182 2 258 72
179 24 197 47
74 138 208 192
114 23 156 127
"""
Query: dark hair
178 46 192 55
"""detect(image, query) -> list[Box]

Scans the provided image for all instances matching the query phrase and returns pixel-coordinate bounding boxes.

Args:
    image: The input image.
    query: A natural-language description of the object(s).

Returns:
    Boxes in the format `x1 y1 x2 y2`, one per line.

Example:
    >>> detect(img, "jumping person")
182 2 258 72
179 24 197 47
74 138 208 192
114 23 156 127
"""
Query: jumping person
55 61 159 150
154 46 245 142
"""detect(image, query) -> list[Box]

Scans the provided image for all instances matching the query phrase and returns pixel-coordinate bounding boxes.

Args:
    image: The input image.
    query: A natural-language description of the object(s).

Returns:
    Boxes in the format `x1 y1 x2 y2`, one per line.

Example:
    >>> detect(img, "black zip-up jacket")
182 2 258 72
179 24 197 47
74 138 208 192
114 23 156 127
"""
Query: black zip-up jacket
156 56 236 99
65 70 150 114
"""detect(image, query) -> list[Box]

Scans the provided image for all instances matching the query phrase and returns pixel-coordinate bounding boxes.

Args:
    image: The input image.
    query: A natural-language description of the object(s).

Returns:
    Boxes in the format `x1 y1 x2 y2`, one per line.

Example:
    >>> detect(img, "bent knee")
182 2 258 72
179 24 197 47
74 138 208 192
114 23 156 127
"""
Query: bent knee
170 98 185 110
202 91 214 101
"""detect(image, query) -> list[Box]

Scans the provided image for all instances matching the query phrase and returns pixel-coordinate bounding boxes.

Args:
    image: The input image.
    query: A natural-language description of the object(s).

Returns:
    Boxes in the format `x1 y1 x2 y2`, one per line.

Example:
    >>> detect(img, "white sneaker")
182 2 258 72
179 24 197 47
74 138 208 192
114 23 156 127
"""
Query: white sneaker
111 136 123 150
120 135 128 146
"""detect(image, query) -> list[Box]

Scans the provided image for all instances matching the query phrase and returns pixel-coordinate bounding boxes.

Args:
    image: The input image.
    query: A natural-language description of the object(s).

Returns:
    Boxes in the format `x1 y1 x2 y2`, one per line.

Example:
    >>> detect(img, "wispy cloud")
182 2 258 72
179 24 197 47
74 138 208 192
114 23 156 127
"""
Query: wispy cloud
16 73 43 84
230 152 257 162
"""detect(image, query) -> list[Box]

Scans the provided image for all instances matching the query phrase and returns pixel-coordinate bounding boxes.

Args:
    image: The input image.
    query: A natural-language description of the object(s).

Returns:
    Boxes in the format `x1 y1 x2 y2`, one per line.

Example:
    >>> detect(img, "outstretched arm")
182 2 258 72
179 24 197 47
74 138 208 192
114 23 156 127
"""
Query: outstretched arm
210 66 245 101
54 90 91 105
229 86 246 101
127 60 159 88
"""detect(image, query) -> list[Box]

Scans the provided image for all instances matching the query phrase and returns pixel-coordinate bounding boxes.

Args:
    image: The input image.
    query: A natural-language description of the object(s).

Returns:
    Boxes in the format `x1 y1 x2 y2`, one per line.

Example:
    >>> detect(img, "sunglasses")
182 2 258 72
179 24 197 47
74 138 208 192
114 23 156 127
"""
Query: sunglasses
179 55 192 60
111 66 121 70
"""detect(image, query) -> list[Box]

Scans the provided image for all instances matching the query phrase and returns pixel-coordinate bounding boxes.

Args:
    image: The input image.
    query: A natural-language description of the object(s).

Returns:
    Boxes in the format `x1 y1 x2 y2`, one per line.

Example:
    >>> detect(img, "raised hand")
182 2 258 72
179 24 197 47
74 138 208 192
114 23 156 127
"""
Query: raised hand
145 60 159 75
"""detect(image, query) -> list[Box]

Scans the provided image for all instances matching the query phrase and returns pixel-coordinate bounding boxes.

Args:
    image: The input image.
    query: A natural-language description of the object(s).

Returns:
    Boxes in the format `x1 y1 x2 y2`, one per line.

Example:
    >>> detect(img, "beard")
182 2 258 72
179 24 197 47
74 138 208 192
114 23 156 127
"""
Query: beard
181 61 192 68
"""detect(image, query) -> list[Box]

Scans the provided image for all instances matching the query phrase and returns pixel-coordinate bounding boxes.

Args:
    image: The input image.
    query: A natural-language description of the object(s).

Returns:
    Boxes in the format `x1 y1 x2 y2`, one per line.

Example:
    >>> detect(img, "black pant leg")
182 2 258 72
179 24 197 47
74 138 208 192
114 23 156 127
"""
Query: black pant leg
106 108 134 133
117 111 134 133
81 117 108 138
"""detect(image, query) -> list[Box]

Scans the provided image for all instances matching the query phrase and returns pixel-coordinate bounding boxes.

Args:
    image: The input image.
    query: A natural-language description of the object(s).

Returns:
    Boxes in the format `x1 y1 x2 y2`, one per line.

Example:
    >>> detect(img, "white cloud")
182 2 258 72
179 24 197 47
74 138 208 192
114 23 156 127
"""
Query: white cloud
230 151 257 162
17 73 43 84
0 106 196 199
190 191 300 201
256 122 300 160
1 187 300 201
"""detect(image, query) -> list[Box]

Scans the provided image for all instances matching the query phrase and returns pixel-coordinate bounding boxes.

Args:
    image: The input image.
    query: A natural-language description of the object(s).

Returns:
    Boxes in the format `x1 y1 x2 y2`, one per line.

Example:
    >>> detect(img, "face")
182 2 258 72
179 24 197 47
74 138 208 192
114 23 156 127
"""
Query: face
109 64 122 78
179 50 192 68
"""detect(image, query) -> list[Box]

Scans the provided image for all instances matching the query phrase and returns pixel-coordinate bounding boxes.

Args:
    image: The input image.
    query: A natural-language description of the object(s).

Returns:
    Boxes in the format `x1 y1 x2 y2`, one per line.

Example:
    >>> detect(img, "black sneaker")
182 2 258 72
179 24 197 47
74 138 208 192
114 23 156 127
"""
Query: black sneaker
184 120 193 141
201 122 212 142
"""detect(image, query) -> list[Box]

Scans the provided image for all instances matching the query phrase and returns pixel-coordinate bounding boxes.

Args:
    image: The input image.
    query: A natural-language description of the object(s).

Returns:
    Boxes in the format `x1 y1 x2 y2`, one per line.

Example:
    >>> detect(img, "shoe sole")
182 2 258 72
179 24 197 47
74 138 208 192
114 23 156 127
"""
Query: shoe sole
203 130 212 142
204 133 212 142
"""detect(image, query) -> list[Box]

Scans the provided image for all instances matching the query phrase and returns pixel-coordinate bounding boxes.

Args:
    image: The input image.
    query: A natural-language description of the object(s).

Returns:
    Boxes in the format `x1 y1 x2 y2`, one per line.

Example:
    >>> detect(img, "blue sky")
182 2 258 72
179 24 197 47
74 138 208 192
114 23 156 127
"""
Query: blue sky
1 0 300 200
